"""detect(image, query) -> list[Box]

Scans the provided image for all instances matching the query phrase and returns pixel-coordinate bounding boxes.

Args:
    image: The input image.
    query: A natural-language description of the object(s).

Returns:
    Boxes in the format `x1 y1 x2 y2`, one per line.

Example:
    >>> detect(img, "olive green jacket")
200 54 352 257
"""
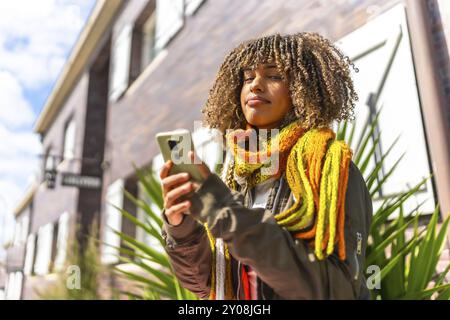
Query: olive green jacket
161 161 373 300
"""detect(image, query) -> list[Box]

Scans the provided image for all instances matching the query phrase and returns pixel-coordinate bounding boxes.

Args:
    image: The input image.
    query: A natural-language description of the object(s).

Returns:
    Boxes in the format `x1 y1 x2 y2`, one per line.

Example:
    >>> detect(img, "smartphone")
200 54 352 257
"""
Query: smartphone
155 129 205 183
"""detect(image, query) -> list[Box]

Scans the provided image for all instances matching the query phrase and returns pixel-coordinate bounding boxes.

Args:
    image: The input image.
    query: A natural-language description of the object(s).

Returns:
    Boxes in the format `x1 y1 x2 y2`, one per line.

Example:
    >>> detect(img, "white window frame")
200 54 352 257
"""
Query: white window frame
54 212 70 272
109 24 133 102
155 0 184 51
24 233 36 276
34 223 54 275
63 118 76 161
101 179 124 264
5 271 23 300
141 11 158 71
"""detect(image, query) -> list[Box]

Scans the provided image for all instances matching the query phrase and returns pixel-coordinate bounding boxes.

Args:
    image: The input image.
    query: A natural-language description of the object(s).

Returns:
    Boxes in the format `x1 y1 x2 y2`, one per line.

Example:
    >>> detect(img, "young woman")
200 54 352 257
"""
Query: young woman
159 32 373 300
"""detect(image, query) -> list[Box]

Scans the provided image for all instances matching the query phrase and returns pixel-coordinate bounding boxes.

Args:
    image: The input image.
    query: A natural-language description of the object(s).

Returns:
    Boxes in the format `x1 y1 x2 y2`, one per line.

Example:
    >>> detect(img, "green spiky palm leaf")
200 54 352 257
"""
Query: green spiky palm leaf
338 111 450 300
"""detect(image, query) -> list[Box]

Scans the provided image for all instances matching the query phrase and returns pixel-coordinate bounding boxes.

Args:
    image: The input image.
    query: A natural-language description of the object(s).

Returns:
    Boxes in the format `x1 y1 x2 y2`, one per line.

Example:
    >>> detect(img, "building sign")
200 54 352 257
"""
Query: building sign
61 173 102 189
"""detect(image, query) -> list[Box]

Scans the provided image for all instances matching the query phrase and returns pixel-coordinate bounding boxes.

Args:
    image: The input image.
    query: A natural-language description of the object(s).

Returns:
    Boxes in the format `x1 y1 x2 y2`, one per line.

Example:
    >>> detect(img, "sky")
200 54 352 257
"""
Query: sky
0 0 96 258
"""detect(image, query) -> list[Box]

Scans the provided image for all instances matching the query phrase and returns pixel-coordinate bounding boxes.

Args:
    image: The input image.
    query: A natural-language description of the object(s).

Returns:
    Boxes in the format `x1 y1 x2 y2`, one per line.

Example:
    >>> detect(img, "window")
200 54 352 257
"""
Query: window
5 272 23 300
110 0 198 100
5 274 11 300
62 118 76 161
34 223 54 275
12 213 29 246
101 179 124 264
14 272 23 300
54 212 70 271
24 234 36 276
154 0 184 51
109 24 133 101
140 11 158 71
20 214 29 244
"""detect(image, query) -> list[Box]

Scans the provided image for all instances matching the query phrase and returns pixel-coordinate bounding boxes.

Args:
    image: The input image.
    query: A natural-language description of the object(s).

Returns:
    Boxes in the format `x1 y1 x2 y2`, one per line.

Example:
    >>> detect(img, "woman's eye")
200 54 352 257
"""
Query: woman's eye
244 76 281 82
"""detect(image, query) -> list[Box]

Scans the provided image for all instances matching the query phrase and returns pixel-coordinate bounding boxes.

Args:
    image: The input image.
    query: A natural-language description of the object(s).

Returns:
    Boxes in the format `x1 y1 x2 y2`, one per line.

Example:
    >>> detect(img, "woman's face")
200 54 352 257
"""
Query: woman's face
240 63 292 130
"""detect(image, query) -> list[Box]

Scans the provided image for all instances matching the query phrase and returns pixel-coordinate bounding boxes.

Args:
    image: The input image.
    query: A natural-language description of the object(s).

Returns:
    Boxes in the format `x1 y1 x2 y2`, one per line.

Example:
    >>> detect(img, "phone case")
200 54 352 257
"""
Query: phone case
155 129 205 182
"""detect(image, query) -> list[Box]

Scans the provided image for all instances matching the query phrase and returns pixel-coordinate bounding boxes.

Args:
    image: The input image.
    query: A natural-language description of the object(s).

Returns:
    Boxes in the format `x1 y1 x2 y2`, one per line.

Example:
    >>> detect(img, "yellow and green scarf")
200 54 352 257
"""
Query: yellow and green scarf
204 120 353 300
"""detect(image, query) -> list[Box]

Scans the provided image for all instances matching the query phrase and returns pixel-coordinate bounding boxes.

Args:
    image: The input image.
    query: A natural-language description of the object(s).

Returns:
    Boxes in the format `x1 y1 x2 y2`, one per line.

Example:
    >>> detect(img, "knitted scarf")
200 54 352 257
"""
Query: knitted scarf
204 120 353 300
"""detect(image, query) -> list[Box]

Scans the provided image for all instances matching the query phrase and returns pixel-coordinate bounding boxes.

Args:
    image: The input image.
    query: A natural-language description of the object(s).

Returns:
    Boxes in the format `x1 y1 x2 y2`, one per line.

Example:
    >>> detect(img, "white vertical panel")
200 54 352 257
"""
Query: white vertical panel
34 223 53 275
13 272 23 300
22 215 29 244
54 212 70 271
335 4 436 216
155 0 184 51
5 273 12 300
109 24 133 101
23 233 35 276
63 119 76 160
101 179 124 264
141 11 158 69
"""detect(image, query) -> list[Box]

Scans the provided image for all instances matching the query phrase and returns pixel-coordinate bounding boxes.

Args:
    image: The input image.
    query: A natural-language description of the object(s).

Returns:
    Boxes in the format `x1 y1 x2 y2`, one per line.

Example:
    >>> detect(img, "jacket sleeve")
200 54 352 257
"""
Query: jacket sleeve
161 212 212 299
188 161 373 299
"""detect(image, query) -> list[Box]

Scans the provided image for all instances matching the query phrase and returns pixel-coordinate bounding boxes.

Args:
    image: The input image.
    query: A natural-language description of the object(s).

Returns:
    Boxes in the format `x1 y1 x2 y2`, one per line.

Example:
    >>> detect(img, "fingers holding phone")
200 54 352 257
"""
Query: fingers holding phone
156 129 212 226
160 160 195 226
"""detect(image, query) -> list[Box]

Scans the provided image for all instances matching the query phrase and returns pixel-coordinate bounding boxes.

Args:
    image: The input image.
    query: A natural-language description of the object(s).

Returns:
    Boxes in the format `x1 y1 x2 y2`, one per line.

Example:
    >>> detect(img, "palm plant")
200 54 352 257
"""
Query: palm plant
337 109 450 300
111 165 198 300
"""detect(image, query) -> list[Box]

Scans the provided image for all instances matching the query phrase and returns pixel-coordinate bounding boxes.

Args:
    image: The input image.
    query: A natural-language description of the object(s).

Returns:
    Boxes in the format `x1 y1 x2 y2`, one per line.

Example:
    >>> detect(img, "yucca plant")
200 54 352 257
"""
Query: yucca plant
110 164 198 300
337 108 450 300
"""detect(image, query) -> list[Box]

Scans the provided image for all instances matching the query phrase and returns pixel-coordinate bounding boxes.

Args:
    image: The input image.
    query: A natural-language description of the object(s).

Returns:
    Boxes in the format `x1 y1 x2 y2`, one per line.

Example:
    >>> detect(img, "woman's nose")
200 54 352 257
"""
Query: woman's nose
250 76 264 92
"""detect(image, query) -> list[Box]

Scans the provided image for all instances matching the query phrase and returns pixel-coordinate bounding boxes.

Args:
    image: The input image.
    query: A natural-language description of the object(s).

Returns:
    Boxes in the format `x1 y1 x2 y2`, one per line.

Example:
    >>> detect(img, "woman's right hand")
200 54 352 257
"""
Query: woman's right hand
159 160 195 226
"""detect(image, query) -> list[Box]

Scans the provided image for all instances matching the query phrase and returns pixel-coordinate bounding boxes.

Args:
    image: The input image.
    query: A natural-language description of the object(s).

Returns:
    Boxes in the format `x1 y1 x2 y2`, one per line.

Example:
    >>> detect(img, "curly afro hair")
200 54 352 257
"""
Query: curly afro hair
201 32 359 133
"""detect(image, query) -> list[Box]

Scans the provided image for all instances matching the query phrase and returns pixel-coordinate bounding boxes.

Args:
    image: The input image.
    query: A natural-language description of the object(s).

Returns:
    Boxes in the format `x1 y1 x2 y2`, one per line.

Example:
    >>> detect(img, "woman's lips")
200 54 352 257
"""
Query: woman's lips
247 99 270 107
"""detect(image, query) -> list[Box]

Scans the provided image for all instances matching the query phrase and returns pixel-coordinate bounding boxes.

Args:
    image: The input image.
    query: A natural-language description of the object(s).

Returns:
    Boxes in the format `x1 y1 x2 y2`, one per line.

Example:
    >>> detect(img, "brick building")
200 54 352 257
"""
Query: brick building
3 0 450 299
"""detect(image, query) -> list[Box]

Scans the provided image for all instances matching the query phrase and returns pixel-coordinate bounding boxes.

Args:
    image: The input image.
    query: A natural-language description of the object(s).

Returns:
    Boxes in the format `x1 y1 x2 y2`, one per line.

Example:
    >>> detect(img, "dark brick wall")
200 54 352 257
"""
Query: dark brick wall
104 0 401 187
76 40 111 247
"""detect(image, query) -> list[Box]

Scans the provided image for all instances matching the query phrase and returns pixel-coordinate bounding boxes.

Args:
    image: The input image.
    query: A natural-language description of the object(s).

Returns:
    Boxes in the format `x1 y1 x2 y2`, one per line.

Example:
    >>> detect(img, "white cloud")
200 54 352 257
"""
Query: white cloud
0 0 94 248
0 178 26 245
0 70 42 203
0 123 42 159
0 0 95 89
0 71 35 128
